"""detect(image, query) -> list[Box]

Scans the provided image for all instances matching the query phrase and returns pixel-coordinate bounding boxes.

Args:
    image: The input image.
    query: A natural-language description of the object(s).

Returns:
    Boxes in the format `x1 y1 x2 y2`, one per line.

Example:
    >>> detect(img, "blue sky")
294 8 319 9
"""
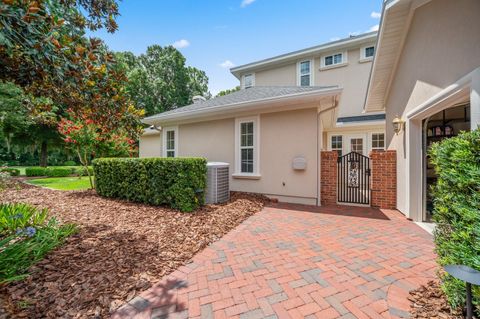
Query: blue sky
91 0 383 95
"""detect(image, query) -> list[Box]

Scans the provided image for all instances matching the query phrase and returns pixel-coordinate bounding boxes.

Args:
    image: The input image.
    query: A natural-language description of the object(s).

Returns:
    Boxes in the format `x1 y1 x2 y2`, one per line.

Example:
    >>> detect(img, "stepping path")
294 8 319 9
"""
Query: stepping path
112 204 436 319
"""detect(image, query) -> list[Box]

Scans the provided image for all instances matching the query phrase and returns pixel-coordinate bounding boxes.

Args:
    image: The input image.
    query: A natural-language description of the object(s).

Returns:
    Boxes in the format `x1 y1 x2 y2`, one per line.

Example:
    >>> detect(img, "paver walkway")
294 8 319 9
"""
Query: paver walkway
113 204 436 319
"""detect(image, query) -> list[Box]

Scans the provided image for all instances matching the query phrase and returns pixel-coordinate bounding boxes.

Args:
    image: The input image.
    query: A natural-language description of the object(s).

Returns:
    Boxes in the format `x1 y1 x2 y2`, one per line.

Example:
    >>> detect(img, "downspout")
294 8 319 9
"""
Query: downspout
316 97 339 206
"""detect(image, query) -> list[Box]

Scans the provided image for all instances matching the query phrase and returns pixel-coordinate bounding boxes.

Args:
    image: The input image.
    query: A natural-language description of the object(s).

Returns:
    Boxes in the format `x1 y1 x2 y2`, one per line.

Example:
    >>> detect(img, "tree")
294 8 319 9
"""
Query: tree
118 46 210 116
216 86 240 97
0 0 142 165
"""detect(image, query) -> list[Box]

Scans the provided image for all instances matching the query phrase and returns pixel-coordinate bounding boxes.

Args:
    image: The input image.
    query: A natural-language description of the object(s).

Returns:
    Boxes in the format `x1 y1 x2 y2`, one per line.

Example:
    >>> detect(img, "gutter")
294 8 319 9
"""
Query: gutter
143 87 343 125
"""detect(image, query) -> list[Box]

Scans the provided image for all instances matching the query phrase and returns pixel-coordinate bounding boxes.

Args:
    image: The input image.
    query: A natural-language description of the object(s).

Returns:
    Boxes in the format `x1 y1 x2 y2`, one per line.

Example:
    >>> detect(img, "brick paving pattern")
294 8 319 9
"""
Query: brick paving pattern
112 204 436 319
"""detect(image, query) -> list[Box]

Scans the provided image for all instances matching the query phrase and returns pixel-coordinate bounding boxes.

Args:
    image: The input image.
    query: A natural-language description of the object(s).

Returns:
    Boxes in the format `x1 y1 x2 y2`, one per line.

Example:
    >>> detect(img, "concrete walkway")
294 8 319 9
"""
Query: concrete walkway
113 204 436 319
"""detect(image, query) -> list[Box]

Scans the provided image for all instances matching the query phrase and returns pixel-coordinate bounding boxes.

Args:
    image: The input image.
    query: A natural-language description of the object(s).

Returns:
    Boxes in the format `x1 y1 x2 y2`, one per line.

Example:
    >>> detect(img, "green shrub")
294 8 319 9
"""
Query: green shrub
429 129 480 311
93 157 207 212
45 167 71 177
0 203 77 283
0 167 20 176
73 166 93 176
63 161 77 166
25 167 47 177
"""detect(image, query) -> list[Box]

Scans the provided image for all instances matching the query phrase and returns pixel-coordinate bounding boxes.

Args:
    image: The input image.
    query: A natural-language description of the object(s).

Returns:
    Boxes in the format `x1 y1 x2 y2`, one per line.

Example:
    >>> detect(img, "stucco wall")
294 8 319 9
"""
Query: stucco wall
385 0 480 214
170 108 319 204
139 133 161 157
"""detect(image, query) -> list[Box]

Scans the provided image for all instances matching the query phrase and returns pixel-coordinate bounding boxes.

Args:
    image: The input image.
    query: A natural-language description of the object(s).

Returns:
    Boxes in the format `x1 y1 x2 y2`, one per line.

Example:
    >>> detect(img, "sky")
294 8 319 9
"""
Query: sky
91 0 383 95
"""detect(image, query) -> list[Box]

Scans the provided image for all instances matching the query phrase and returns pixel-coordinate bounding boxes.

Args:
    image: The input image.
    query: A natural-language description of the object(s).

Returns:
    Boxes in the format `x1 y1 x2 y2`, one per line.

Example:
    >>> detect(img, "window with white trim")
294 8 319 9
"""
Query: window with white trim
240 122 254 173
324 53 344 66
162 127 178 158
371 133 385 150
364 46 375 58
298 60 312 86
243 74 254 89
331 135 343 157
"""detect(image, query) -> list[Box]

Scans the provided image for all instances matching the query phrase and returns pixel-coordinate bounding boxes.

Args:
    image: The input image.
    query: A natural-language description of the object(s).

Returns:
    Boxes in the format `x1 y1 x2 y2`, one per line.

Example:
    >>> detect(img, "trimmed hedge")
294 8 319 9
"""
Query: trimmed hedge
429 129 480 311
25 167 46 177
93 158 207 212
0 168 20 176
45 167 71 177
25 166 93 177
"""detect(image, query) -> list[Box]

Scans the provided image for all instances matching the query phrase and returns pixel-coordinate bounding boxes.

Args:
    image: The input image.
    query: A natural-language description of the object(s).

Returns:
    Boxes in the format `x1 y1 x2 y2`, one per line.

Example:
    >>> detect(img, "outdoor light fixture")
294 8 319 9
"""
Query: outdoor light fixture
392 115 404 135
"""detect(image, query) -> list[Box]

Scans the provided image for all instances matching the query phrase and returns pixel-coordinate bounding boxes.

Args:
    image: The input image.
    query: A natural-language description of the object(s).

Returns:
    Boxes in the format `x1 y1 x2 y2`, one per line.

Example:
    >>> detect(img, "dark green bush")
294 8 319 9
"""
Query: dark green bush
25 167 47 177
93 158 207 212
63 161 77 166
429 129 480 311
45 167 71 177
0 168 20 176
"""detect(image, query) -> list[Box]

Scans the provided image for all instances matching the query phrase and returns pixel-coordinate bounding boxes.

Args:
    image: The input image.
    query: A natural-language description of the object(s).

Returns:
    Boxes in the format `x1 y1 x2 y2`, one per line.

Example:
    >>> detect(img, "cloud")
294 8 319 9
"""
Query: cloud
241 0 256 8
220 60 235 68
330 37 340 42
348 31 361 37
369 24 379 32
172 39 190 49
371 11 381 19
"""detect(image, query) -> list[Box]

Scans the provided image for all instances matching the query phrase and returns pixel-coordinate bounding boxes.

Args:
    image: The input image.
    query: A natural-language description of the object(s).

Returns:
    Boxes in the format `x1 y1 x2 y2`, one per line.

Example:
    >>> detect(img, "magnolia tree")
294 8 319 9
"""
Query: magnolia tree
58 111 136 188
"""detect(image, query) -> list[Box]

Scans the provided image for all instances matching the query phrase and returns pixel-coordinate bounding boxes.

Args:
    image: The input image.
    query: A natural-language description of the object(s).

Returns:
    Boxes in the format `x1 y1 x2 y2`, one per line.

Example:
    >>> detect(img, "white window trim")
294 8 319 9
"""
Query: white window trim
320 51 348 70
370 131 386 151
359 45 375 63
233 116 261 179
162 126 178 158
329 134 343 156
242 73 255 89
297 59 314 86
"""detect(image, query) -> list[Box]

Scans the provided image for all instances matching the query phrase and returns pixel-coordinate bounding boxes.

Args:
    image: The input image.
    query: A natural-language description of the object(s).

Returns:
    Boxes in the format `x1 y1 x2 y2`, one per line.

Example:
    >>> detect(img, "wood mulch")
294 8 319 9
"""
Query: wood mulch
0 182 269 318
409 280 472 319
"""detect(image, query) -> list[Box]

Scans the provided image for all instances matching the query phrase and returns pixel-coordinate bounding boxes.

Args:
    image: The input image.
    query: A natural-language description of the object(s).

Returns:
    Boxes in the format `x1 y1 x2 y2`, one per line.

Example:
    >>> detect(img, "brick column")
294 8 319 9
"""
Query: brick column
321 151 338 205
370 150 397 209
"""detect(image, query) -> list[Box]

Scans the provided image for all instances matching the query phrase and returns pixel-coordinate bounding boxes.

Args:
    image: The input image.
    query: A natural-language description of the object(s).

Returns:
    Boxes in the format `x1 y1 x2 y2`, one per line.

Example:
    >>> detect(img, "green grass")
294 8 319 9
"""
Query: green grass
11 167 26 176
27 177 92 191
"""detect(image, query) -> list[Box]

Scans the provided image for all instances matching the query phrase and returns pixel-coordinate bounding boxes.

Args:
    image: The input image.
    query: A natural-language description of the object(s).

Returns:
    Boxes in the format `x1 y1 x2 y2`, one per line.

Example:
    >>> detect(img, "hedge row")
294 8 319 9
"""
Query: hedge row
25 166 93 177
93 158 207 212
0 168 20 176
429 129 480 311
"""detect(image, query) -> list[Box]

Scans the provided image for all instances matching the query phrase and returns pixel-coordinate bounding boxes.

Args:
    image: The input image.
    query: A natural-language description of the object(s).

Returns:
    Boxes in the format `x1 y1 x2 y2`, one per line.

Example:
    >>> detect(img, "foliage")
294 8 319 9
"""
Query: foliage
429 129 480 310
0 167 20 176
25 167 47 177
45 167 71 177
94 157 207 212
27 176 91 191
0 203 76 283
116 46 210 116
216 86 241 97
63 161 77 166
0 171 11 190
58 110 136 188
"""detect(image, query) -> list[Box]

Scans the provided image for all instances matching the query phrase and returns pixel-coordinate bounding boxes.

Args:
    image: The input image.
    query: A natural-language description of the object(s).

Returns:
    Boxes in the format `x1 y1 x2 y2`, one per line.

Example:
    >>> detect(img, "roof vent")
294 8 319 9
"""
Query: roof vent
192 95 206 104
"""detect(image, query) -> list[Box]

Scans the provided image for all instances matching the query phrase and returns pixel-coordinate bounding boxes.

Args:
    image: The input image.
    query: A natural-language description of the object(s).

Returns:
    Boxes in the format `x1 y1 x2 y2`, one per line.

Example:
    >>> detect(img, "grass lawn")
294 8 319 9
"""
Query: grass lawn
27 177 92 191
11 166 27 176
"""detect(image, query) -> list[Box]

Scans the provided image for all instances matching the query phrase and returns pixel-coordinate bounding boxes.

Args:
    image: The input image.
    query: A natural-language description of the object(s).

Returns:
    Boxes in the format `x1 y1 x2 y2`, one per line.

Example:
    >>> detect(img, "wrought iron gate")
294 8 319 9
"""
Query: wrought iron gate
337 152 371 205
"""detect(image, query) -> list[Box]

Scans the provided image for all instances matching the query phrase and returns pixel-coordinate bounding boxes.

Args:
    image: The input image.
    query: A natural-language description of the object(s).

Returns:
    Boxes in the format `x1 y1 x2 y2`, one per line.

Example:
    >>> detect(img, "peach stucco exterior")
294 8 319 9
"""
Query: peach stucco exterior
381 0 480 220
140 108 320 205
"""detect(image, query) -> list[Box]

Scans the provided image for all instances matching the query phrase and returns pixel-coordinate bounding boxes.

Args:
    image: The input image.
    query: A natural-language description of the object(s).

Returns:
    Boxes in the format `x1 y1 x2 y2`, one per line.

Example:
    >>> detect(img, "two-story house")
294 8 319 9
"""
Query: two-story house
140 31 384 206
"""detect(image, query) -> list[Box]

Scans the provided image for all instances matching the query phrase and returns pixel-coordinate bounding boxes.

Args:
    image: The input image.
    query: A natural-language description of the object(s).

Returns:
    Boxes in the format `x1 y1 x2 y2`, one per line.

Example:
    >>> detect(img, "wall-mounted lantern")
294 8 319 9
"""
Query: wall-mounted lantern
392 115 405 135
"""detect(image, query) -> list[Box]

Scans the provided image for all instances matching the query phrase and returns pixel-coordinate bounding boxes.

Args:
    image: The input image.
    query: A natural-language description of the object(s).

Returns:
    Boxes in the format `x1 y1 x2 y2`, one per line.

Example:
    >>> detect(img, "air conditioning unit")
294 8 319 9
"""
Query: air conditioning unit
205 162 230 204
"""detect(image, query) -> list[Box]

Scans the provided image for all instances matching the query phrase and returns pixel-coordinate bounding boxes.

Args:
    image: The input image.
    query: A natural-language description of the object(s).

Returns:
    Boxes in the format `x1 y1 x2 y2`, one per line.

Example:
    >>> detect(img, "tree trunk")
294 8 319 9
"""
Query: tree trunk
40 141 48 167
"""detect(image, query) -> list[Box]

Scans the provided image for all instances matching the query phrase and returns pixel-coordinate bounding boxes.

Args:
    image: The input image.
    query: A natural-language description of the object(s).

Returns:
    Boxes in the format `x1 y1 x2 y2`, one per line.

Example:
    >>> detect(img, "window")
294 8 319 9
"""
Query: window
331 135 343 157
162 126 178 158
365 46 375 58
324 53 343 66
371 133 385 150
350 138 363 154
244 74 254 89
240 122 254 173
298 60 312 86
235 116 259 177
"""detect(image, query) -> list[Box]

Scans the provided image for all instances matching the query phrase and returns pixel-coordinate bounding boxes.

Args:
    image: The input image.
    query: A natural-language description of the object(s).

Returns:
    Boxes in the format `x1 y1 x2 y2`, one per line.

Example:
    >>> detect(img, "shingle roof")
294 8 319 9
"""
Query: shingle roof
144 86 339 122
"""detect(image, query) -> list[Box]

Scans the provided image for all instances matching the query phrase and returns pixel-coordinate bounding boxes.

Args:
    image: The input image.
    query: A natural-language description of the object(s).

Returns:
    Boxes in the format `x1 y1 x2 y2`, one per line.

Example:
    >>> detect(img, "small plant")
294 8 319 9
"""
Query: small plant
0 171 11 190
0 203 77 283
0 167 20 176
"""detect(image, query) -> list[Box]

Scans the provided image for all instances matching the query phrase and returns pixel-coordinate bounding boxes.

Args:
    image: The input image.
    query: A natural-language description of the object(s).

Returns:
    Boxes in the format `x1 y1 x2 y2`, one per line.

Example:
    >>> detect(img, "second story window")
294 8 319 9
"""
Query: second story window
324 53 344 67
299 60 312 86
243 74 254 89
365 46 375 58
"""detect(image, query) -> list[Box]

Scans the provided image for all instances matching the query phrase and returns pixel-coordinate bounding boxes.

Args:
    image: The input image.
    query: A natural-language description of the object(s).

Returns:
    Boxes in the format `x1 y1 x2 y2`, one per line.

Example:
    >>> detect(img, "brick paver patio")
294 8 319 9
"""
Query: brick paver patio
113 204 436 319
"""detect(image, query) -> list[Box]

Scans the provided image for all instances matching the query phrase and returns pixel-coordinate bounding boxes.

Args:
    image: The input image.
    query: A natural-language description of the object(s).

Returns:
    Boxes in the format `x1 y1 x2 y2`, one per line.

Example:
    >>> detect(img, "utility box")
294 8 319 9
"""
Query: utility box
205 162 230 204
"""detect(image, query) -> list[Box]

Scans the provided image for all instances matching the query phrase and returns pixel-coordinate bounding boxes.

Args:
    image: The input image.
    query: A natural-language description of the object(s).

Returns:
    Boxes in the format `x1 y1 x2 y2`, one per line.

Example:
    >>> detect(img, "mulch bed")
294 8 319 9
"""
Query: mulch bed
0 182 269 318
409 280 471 319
